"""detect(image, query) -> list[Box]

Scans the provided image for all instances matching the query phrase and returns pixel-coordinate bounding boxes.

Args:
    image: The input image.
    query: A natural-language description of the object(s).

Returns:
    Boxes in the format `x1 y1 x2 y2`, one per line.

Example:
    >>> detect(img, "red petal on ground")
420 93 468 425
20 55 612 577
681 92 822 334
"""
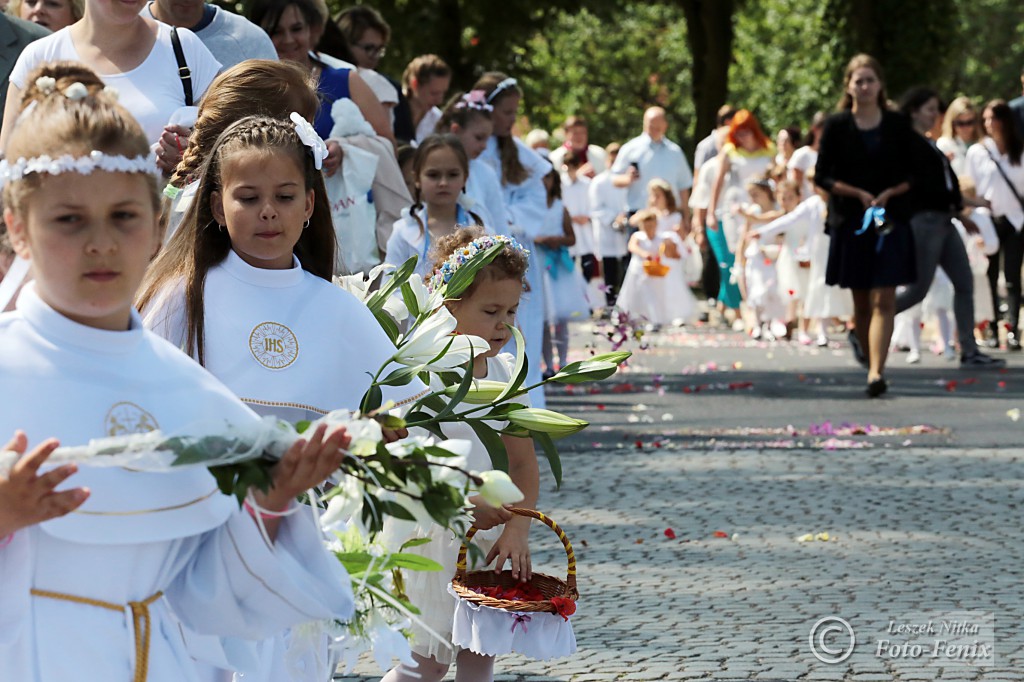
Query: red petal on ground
713 530 729 538
664 528 677 539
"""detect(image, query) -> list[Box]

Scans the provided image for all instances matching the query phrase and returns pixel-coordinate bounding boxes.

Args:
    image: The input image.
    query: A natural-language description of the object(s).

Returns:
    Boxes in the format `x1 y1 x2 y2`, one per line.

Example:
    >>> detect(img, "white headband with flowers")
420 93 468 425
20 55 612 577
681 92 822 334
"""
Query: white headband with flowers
454 90 493 112
427 234 530 293
0 150 160 189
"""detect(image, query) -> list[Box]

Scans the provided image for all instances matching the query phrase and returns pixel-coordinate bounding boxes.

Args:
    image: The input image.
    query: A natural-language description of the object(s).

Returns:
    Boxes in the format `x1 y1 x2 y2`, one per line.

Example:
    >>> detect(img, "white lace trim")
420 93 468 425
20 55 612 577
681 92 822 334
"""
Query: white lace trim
0 150 160 188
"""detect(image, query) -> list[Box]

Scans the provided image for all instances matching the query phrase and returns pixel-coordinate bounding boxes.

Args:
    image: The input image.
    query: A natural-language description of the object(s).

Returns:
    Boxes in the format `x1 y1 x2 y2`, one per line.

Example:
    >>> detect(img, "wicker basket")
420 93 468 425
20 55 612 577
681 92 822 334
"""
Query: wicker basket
450 507 579 614
642 258 670 277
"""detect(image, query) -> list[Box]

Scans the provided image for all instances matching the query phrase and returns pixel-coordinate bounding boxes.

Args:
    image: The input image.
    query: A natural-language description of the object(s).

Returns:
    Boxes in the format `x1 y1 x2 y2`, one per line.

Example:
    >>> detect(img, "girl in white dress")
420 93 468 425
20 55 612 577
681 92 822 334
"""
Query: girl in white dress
750 179 809 340
738 181 786 339
386 135 487 279
0 63 354 682
617 210 697 327
538 168 589 374
647 178 684 235
474 72 550 408
382 228 540 682
436 90 512 235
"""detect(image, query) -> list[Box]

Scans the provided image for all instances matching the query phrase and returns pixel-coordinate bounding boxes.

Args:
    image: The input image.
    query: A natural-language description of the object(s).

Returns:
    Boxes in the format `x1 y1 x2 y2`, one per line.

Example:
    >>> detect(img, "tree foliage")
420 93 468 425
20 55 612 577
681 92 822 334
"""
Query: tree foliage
516 4 692 148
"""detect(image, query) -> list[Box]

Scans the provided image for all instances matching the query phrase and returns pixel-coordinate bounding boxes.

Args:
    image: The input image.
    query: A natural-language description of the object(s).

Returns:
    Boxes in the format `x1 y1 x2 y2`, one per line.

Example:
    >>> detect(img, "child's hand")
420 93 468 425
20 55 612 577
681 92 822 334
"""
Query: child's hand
469 496 513 530
0 431 89 537
486 524 532 582
155 124 191 175
254 423 351 512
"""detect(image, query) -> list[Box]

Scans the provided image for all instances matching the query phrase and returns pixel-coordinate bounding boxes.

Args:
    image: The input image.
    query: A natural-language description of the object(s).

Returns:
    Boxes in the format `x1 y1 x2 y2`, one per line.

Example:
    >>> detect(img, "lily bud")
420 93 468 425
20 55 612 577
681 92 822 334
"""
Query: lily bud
506 408 588 438
445 379 509 404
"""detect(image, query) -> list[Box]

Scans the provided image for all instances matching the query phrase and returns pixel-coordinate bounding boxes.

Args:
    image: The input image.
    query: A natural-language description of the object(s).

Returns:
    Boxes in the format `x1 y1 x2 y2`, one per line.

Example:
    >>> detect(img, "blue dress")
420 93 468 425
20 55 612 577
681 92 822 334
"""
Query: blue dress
313 63 351 139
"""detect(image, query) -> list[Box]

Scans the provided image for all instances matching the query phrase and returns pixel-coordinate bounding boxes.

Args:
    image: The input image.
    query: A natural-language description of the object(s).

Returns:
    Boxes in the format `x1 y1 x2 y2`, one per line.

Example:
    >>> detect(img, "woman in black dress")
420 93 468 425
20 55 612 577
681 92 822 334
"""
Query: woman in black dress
815 54 918 396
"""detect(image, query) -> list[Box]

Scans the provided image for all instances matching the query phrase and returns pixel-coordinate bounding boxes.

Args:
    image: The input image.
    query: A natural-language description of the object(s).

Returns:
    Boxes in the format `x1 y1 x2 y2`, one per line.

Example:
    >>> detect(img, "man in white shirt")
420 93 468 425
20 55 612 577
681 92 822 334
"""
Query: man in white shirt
550 115 607 178
143 0 277 69
611 106 693 226
589 142 629 307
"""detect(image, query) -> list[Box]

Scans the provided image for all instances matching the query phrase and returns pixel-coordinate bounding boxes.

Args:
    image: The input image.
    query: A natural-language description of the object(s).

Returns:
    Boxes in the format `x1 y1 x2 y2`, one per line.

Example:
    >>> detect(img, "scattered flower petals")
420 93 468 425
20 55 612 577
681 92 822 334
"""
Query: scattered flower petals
664 528 676 540
1008 408 1020 422
712 530 729 538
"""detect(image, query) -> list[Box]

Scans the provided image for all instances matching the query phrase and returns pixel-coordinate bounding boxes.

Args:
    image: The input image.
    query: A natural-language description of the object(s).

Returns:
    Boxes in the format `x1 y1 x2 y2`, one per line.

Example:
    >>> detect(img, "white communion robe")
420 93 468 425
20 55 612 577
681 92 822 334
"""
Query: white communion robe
143 251 426 681
479 136 551 409
0 283 354 682
143 250 426 422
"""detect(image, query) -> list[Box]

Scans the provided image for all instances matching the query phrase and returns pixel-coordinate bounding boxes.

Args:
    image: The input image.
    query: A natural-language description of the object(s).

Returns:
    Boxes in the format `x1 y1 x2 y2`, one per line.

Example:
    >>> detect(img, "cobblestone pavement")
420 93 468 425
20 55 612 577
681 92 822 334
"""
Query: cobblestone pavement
338 323 1024 681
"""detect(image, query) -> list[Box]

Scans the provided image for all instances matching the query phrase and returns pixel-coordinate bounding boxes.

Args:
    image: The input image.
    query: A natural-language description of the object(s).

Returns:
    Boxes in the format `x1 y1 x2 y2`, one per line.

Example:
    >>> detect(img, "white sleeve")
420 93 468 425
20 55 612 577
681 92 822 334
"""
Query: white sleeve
8 39 46 90
506 174 549 241
384 219 417 269
481 167 512 235
757 201 810 240
167 510 353 640
964 144 985 187
140 281 189 351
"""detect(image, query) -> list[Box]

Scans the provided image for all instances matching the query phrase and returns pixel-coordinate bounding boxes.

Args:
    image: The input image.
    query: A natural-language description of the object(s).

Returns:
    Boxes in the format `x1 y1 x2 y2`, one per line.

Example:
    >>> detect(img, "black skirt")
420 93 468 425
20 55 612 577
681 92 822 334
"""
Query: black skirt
825 219 917 290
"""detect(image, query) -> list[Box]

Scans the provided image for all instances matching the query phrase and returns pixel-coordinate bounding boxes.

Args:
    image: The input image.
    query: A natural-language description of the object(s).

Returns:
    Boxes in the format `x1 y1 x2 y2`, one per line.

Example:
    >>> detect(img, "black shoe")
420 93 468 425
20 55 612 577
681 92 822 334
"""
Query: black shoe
960 351 1007 369
866 377 888 398
1008 332 1022 351
848 330 868 367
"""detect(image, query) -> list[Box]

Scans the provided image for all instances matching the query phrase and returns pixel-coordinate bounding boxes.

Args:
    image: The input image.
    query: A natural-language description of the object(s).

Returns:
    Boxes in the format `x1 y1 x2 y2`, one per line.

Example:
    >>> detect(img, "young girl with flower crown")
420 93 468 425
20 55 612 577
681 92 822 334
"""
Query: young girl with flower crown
385 134 488 279
0 62 354 682
382 226 540 682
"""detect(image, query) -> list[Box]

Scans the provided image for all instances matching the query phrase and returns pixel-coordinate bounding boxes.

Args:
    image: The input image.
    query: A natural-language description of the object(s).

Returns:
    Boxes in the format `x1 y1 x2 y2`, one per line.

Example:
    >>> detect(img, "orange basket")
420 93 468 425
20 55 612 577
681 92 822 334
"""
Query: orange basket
450 508 579 614
642 258 669 277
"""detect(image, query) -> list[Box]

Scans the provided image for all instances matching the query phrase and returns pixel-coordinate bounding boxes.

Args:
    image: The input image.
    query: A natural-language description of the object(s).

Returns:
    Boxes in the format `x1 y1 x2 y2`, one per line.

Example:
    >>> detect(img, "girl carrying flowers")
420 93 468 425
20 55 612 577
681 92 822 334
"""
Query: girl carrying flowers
382 227 540 682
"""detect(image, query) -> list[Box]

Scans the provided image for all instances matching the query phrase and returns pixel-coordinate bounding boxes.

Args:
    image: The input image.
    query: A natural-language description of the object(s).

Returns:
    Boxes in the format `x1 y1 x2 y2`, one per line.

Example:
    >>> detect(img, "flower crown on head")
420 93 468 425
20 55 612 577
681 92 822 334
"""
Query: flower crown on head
0 150 160 190
34 76 118 103
485 78 518 104
455 90 493 112
428 233 529 293
290 112 328 171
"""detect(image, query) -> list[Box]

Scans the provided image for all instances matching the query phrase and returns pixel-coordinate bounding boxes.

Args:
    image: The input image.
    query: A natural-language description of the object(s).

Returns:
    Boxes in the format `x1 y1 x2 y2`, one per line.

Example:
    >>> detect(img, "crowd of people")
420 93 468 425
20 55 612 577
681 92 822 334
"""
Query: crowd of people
0 0 1022 678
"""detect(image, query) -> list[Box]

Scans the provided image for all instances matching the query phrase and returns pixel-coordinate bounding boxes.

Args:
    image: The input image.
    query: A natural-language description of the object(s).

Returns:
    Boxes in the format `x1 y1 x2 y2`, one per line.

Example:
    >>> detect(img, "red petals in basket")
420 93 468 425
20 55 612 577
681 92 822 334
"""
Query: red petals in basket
470 584 546 602
550 596 577 620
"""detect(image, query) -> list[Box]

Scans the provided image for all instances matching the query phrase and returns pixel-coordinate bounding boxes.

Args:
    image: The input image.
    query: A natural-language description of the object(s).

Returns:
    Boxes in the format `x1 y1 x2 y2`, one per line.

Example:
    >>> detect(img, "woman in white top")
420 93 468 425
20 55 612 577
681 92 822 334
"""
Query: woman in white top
938 97 982 179
788 112 825 199
403 54 451 144
2 0 221 164
965 99 1024 349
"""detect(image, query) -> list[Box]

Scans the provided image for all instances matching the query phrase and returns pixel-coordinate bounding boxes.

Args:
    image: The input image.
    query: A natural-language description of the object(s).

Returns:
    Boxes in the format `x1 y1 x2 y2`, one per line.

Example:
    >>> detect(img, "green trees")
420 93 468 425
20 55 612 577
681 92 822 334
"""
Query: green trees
324 0 1024 149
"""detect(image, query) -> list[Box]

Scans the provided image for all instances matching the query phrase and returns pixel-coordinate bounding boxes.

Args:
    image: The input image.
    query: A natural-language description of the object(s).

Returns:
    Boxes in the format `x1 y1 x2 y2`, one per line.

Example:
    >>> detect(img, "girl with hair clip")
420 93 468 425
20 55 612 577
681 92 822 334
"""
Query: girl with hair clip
473 71 551 408
0 62 354 682
382 227 541 682
385 133 489 279
138 113 424 682
162 59 321 240
647 178 684 235
436 89 512 236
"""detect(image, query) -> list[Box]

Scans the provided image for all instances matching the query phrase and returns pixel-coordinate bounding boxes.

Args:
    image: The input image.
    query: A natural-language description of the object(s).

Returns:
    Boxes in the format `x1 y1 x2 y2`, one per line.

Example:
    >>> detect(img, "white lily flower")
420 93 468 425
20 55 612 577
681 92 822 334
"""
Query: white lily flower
475 470 524 507
407 274 444 314
382 294 410 323
321 476 365 535
369 612 415 670
394 307 488 370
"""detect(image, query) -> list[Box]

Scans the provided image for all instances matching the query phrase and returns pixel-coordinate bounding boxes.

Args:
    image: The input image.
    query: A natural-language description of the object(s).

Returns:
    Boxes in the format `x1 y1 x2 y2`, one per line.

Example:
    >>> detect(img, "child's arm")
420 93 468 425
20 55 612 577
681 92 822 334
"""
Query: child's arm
626 231 650 259
485 433 540 582
0 431 89 537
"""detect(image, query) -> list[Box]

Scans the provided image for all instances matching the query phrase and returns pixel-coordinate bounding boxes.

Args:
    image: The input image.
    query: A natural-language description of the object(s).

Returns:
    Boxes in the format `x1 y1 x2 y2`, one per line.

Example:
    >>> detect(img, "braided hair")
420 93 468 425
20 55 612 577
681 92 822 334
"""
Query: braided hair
137 115 335 366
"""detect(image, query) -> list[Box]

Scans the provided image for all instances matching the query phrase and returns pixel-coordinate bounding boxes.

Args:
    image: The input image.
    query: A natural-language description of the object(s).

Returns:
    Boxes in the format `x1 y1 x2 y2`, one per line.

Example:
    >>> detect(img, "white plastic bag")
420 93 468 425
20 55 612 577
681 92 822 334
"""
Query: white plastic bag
326 142 379 275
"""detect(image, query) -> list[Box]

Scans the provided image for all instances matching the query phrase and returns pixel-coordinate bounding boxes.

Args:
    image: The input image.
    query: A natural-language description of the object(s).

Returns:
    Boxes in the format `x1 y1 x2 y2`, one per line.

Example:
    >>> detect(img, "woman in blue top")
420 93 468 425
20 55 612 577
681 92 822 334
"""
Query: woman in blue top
246 0 393 144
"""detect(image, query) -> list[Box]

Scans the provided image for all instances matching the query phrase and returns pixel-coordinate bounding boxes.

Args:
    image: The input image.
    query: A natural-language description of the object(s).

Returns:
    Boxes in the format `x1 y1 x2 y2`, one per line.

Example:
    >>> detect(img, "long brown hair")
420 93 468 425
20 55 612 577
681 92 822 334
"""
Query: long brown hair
137 116 336 365
169 60 319 189
473 71 528 186
837 54 887 111
984 99 1024 166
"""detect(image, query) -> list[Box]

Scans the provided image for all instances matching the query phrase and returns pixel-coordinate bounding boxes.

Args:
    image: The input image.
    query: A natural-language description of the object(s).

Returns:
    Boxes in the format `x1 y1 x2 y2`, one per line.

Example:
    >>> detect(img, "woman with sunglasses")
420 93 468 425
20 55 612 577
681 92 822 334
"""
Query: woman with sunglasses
938 97 983 178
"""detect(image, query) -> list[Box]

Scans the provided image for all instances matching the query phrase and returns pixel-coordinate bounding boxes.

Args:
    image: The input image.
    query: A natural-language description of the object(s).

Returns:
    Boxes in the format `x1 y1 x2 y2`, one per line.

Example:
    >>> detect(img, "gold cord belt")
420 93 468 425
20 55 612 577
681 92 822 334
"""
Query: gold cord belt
30 588 164 682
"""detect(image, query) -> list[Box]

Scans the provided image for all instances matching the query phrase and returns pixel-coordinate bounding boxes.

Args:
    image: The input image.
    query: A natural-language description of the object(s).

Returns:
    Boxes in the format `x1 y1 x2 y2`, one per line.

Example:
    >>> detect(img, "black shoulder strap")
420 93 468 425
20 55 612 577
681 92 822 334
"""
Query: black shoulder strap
170 27 193 107
985 143 1024 212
